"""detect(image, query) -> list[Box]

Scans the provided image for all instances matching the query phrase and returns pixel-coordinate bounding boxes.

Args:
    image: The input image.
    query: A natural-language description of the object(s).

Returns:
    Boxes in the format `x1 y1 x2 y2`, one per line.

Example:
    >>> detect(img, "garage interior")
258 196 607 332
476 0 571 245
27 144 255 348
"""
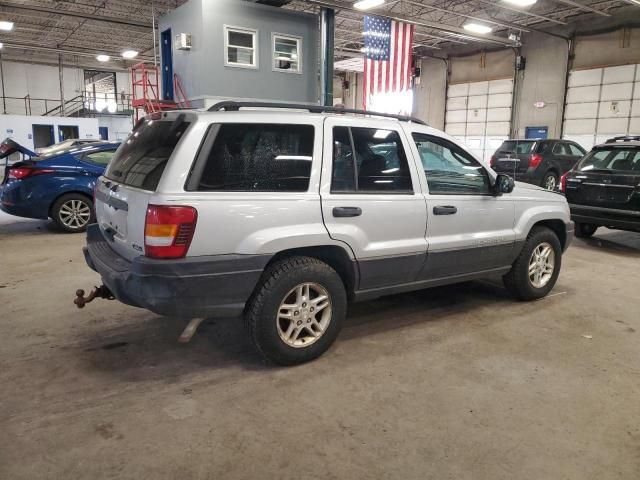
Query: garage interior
1 1 640 479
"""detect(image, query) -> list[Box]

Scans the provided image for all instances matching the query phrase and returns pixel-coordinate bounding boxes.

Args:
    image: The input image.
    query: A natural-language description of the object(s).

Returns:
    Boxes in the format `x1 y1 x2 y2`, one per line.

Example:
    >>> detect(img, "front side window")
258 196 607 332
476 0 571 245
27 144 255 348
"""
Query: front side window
273 33 301 73
553 142 569 155
577 148 640 172
197 123 314 192
331 127 413 193
82 149 116 166
224 26 257 68
413 133 491 195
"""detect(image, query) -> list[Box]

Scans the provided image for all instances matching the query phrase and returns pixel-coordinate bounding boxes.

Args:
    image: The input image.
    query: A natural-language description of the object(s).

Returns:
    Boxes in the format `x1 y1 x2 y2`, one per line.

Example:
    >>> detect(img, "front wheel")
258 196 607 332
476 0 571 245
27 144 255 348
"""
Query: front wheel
244 256 347 365
51 193 95 233
541 171 559 191
503 226 562 301
575 222 598 238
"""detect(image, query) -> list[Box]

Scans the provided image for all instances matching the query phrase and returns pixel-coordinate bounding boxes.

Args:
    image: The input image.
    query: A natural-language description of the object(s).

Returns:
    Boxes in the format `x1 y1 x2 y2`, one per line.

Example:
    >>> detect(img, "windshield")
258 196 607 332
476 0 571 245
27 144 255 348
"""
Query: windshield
104 116 190 190
577 148 640 173
498 140 536 155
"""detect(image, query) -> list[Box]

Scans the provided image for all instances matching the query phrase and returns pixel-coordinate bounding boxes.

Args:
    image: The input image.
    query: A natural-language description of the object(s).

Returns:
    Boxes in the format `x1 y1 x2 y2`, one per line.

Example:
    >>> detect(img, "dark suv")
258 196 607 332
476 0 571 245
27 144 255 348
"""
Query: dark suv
491 139 586 190
561 136 640 238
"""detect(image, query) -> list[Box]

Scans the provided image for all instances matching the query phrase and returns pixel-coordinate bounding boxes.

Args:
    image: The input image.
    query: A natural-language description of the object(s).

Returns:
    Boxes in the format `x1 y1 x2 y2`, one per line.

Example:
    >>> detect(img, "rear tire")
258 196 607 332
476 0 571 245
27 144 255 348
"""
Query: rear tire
541 171 559 191
574 222 597 238
503 226 562 301
244 256 347 365
51 193 95 233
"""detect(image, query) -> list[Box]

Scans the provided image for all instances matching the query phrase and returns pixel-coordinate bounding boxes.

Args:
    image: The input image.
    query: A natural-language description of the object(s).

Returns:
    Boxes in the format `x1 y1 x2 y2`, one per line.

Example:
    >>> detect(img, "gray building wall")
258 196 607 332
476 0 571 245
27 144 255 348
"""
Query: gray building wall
159 0 319 105
413 57 447 130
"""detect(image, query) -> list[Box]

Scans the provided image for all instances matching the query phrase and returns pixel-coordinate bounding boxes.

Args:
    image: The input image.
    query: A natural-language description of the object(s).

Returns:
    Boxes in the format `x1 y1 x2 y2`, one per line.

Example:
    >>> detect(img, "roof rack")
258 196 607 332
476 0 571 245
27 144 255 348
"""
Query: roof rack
605 135 640 143
207 101 427 125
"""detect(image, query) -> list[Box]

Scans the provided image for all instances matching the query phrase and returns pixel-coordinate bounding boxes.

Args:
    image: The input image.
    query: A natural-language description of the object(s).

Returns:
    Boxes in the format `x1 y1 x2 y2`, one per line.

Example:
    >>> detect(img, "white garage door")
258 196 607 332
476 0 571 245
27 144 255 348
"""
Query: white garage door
444 78 513 162
563 64 640 151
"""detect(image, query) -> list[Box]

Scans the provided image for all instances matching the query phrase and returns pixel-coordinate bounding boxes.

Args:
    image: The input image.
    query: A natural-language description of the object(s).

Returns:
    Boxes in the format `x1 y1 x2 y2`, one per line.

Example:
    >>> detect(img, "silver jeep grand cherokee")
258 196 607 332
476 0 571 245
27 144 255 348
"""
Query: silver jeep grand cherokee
79 102 574 365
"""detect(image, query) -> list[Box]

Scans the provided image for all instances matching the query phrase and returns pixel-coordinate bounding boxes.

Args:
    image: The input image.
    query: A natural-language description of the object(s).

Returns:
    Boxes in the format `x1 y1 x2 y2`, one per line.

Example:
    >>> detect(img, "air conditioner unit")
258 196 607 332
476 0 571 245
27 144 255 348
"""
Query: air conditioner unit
175 33 192 51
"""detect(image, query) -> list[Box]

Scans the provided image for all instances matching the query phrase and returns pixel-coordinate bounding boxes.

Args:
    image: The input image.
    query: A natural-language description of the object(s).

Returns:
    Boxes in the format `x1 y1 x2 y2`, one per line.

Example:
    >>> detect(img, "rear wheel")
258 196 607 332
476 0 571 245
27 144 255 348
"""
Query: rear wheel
541 171 559 191
503 226 562 301
574 222 598 238
51 193 95 233
245 256 347 365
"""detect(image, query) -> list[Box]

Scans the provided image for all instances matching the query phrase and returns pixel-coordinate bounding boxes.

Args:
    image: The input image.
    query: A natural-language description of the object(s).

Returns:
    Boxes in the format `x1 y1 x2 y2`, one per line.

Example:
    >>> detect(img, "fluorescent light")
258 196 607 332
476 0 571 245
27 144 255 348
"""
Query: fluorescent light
0 21 14 31
354 0 385 10
121 50 139 59
503 0 537 5
0 43 3 50
463 23 493 34
96 54 110 62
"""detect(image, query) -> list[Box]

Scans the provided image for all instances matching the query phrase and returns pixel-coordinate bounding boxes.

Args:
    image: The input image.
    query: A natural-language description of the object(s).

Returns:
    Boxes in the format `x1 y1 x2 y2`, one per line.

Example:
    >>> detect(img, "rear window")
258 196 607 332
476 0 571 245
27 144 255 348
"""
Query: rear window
577 148 640 173
498 140 536 154
104 116 190 190
195 123 314 192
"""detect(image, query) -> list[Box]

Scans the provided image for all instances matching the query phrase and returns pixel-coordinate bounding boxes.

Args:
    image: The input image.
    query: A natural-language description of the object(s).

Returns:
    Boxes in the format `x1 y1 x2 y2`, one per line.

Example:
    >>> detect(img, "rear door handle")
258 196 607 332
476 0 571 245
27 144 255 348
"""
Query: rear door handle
433 205 457 215
333 206 362 217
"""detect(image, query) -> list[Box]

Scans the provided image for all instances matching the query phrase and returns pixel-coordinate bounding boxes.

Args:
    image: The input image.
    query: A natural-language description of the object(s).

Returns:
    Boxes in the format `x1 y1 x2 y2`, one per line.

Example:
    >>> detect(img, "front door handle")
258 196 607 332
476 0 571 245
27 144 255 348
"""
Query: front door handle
333 206 362 218
433 205 457 215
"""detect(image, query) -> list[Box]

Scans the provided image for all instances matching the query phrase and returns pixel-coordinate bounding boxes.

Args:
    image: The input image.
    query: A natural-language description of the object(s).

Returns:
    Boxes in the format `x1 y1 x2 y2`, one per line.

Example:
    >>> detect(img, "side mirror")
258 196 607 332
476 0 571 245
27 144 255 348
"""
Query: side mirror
494 174 515 195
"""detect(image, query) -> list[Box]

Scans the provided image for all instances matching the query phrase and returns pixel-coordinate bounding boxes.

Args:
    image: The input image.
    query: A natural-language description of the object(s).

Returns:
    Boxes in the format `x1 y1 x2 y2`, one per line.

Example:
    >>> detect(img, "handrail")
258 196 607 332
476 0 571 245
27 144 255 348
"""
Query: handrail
0 92 134 117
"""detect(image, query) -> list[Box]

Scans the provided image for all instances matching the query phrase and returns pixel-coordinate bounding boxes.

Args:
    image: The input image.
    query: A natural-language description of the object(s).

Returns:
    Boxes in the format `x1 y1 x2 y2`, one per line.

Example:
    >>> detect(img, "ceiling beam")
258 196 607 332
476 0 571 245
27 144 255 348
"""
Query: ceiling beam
1 41 154 62
305 0 520 46
0 1 152 29
335 17 468 43
549 0 611 16
474 0 569 25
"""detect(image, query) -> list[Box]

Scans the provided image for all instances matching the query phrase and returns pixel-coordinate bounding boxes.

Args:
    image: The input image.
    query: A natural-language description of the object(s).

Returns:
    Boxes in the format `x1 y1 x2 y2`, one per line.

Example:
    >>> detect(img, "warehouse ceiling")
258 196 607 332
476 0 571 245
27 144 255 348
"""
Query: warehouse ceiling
0 0 635 70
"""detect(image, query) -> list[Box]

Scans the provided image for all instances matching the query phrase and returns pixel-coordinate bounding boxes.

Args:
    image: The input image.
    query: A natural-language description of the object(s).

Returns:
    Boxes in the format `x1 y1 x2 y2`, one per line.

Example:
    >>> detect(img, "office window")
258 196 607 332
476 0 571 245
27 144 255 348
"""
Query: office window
224 26 258 68
272 33 301 73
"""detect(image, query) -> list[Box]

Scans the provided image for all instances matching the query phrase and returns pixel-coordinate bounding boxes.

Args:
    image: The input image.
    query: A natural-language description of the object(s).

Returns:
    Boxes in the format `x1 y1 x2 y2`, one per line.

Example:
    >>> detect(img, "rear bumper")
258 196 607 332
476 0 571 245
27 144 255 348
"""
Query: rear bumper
570 204 640 231
0 183 50 219
83 224 271 318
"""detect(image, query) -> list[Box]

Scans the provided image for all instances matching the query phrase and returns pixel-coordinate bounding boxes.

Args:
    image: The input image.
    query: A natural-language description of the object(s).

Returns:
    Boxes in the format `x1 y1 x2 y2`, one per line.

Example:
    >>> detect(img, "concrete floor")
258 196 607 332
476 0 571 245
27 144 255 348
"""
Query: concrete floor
1 212 639 480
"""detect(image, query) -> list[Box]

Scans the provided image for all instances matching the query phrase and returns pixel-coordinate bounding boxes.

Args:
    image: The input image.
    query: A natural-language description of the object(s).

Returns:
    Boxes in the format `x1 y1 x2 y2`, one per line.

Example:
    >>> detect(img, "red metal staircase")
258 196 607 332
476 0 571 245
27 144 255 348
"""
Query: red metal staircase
131 63 190 121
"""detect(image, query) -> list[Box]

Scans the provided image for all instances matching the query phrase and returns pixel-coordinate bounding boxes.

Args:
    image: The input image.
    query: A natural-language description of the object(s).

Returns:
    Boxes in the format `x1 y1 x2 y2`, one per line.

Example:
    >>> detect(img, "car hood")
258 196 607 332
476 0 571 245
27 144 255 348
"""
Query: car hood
512 180 565 201
0 138 38 160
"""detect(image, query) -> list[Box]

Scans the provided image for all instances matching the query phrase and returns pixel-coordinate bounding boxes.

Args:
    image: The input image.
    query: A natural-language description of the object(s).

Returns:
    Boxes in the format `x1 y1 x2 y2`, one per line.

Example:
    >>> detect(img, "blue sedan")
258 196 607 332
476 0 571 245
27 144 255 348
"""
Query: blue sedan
0 139 120 232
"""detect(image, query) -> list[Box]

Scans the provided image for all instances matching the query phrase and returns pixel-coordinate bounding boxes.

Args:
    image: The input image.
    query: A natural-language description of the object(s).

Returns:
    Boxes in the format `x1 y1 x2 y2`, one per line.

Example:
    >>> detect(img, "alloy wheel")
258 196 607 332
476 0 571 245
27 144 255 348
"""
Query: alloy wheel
544 175 557 190
59 199 91 229
276 282 332 348
528 242 555 288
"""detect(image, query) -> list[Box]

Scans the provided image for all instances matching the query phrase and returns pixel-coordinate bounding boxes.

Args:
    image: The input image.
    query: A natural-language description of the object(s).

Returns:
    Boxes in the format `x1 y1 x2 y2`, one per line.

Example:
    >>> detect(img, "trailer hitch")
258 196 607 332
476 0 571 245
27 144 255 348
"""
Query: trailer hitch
74 285 114 308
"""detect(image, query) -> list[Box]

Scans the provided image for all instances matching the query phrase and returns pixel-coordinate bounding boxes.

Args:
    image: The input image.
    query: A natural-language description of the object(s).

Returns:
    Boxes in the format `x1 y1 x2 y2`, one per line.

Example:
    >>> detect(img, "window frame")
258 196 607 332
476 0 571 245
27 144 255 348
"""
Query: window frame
330 126 414 195
271 32 302 74
412 133 493 196
223 25 259 70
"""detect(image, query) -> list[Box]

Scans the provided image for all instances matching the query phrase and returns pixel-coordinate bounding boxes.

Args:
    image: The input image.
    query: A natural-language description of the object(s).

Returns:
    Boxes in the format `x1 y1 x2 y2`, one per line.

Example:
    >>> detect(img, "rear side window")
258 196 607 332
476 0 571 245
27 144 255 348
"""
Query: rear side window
568 144 585 156
552 143 570 155
331 126 413 193
81 150 116 166
105 117 190 190
577 148 640 172
196 123 314 192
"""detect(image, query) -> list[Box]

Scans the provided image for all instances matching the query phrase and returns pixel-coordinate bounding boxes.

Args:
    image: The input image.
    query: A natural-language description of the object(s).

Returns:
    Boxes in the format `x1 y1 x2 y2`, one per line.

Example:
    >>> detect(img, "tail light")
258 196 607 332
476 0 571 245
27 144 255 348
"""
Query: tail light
529 154 543 169
144 205 197 259
8 167 54 180
560 171 569 193
490 155 497 168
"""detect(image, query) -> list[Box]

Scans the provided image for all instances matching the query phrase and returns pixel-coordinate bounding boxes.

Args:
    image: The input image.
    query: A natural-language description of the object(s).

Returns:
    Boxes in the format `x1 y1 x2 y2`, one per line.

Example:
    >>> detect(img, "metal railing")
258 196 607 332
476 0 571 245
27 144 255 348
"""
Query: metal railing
0 92 133 117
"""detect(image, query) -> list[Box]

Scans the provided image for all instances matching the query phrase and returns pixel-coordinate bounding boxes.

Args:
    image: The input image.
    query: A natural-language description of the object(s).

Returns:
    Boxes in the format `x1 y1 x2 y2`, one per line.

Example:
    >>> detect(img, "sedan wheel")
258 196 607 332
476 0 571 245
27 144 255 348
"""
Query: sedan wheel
59 199 92 230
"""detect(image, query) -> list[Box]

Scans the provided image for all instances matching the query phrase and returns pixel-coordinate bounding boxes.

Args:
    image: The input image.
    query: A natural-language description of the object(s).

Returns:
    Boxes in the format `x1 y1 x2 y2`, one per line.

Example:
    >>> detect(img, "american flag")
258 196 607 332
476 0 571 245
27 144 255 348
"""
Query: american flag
363 15 414 114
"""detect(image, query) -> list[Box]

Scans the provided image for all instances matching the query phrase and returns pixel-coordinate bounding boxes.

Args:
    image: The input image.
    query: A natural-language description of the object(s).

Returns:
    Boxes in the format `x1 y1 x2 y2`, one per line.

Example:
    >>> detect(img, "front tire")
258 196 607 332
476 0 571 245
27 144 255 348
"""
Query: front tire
503 226 562 301
245 256 347 365
574 222 597 238
541 171 559 191
51 193 95 233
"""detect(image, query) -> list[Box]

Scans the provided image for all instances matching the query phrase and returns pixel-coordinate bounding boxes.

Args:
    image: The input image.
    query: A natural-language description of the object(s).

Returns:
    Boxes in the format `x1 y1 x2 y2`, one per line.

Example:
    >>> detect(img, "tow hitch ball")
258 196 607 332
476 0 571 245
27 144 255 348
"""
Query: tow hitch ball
74 285 114 308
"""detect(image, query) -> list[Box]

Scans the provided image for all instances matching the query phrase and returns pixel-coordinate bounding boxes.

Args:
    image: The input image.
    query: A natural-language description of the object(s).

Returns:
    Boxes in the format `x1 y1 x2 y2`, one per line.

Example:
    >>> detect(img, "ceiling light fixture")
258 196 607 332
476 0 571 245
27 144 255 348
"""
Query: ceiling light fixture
121 50 139 59
463 23 493 34
96 54 110 62
0 43 3 49
503 0 538 5
0 21 14 31
354 0 385 10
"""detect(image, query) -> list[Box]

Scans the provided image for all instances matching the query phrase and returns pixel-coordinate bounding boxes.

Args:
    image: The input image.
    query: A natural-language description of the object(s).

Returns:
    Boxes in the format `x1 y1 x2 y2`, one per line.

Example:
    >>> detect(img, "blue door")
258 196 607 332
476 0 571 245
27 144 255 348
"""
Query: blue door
161 29 174 101
99 127 109 140
525 126 548 140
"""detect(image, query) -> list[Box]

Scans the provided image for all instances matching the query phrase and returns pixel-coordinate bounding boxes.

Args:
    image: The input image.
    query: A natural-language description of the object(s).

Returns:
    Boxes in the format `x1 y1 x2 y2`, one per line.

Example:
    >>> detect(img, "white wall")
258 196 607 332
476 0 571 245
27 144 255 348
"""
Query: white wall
96 115 133 141
0 115 100 150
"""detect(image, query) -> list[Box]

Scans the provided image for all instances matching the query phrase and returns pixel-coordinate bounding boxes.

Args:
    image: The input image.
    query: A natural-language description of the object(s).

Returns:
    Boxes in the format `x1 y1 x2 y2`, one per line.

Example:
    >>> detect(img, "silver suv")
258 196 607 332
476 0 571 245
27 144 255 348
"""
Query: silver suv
81 102 574 365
